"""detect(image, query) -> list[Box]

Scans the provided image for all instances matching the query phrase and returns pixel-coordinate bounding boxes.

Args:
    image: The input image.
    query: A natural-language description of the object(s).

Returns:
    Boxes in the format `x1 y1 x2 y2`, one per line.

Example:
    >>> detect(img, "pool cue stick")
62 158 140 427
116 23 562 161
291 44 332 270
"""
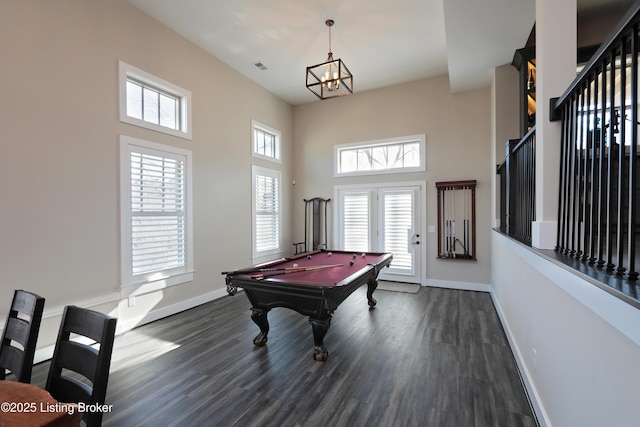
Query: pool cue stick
445 189 449 256
452 187 457 255
251 263 344 280
223 263 343 276
444 191 449 256
466 187 470 255
464 187 468 255
222 266 292 275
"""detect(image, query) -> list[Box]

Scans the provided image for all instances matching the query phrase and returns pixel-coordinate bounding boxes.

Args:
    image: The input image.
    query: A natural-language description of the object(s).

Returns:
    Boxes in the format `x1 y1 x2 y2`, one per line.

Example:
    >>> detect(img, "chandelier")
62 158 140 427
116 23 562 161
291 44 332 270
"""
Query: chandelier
306 19 353 100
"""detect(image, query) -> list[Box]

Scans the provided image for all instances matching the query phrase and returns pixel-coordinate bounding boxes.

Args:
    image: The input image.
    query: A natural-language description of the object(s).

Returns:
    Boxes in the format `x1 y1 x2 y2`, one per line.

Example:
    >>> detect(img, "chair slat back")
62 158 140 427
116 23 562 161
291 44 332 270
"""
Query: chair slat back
46 305 116 427
0 290 45 383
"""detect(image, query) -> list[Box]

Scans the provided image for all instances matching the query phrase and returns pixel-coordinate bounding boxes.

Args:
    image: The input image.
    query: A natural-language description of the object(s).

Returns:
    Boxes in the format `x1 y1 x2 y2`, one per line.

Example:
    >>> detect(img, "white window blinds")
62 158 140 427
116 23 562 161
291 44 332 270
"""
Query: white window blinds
383 192 413 270
130 151 186 275
342 191 370 252
252 166 281 256
120 136 193 290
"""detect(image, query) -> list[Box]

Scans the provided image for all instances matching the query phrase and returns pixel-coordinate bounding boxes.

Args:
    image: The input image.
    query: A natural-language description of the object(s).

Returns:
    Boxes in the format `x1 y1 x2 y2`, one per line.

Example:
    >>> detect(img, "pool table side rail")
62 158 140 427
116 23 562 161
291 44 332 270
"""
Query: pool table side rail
224 251 392 290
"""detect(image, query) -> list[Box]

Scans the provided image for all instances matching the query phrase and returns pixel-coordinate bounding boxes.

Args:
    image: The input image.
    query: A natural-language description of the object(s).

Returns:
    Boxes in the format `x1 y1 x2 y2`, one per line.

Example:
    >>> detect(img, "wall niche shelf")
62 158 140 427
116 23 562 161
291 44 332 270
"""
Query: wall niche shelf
436 180 476 261
512 45 600 136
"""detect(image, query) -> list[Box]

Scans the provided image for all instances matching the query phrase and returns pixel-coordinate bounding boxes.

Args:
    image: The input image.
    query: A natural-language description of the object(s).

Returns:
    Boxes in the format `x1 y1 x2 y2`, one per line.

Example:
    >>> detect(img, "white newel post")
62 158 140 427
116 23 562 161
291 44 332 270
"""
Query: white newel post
533 0 577 249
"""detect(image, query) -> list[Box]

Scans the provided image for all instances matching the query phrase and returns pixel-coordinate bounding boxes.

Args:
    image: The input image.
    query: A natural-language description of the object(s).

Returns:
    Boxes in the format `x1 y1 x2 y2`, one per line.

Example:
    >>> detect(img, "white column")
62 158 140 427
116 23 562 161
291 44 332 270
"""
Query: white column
533 0 577 249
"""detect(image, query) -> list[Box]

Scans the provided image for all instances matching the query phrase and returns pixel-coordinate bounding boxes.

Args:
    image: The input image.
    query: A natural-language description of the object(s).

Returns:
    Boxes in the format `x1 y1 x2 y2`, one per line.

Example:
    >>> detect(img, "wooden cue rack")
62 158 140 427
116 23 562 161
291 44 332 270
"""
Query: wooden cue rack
436 180 477 260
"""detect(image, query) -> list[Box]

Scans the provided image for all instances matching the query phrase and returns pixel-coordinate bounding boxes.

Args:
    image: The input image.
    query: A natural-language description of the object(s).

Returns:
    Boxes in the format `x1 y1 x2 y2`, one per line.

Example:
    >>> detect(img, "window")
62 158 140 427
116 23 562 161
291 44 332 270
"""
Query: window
120 136 193 291
252 166 282 261
335 135 426 176
252 120 281 162
119 61 192 140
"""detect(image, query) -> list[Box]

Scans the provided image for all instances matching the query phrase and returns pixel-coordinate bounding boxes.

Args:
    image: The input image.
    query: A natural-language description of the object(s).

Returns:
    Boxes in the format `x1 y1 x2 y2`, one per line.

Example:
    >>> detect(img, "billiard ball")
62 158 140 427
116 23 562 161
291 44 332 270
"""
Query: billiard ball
361 253 366 257
307 255 312 259
352 254 357 259
328 252 332 257
293 263 299 268
349 260 354 266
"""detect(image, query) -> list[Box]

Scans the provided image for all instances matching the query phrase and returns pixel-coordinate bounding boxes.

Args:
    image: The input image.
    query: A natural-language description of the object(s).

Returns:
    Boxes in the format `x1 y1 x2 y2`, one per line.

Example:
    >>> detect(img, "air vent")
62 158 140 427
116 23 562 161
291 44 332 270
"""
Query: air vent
254 62 268 71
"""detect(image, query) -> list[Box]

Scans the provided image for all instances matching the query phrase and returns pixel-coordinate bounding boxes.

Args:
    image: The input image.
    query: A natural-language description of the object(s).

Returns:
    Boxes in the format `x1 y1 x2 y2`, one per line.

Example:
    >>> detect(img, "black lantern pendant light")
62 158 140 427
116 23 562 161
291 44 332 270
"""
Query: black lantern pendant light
306 19 353 100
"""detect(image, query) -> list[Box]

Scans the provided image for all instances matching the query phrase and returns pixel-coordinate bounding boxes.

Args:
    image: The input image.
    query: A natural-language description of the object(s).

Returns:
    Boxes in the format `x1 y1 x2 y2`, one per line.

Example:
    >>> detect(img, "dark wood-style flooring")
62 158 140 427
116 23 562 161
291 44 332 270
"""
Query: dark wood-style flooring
30 286 537 426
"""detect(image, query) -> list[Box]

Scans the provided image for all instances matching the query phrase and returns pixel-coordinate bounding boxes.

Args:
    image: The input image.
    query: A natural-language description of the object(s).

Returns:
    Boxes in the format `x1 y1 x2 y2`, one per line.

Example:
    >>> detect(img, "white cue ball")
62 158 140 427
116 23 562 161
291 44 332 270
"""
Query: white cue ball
292 263 299 268
328 252 332 256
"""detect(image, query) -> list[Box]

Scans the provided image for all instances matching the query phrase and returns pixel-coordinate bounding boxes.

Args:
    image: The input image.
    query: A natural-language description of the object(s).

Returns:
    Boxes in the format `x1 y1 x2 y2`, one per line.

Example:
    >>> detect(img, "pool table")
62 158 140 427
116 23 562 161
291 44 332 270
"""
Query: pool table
223 249 393 361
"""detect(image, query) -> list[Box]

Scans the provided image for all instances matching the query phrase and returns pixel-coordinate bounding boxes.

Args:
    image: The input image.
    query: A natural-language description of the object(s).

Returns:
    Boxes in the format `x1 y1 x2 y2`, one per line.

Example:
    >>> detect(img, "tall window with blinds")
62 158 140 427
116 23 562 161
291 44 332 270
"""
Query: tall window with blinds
130 151 184 275
120 136 193 289
252 166 282 260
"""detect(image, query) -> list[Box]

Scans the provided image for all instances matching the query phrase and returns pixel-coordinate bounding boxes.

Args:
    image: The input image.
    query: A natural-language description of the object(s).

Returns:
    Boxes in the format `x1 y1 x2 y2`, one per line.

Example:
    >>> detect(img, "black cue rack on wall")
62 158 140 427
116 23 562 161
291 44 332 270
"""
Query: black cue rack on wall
293 197 330 254
436 180 477 260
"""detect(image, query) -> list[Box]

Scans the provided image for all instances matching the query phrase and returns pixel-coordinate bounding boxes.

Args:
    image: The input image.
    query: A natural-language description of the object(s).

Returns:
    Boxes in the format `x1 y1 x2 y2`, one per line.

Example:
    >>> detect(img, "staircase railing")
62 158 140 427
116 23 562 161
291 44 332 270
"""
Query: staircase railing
552 2 640 280
497 126 536 245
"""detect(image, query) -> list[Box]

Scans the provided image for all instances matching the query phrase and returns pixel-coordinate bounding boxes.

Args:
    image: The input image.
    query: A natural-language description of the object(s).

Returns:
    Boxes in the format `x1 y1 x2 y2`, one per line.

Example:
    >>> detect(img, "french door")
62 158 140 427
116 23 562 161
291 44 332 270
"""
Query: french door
335 183 423 284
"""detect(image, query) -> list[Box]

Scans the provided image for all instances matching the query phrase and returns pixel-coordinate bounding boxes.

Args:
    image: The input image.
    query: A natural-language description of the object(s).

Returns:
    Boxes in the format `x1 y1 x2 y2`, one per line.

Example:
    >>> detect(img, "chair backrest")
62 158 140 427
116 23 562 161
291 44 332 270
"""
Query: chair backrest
0 290 45 383
46 306 117 427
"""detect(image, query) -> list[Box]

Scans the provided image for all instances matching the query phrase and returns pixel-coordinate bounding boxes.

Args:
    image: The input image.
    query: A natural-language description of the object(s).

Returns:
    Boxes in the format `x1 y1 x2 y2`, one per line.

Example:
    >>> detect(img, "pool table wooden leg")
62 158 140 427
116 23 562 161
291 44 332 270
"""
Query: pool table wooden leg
309 316 332 361
366 278 378 309
250 308 269 346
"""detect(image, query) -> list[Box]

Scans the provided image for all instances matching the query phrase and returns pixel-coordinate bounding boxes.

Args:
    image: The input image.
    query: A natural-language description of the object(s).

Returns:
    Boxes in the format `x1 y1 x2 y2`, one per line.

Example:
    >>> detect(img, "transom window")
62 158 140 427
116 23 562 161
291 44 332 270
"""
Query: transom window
119 61 192 140
252 120 281 162
126 78 181 131
335 135 426 176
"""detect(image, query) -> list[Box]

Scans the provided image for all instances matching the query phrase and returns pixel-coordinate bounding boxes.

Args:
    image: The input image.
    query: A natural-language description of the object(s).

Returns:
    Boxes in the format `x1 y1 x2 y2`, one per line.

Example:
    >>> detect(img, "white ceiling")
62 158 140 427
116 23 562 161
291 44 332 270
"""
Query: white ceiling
127 0 634 106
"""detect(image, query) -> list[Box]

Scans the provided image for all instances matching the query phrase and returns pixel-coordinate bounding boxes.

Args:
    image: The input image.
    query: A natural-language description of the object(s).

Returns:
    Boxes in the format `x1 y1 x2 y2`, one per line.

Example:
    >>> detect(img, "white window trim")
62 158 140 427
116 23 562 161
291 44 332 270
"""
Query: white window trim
251 119 281 163
334 134 426 177
120 135 194 296
251 165 283 263
119 61 192 140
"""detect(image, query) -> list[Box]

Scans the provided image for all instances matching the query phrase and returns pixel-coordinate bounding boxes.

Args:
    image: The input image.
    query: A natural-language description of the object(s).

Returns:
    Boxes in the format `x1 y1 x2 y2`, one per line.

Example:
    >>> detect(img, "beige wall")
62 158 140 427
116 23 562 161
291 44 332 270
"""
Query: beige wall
292 76 493 287
0 0 292 350
0 0 493 357
491 64 521 227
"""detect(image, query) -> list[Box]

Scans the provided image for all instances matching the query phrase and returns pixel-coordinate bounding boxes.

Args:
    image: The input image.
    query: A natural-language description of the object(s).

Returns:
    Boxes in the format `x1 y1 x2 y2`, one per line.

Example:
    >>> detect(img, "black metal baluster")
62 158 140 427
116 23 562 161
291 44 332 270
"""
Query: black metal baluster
506 139 516 236
627 24 638 279
597 60 608 269
530 133 536 240
607 48 618 272
582 69 598 264
569 93 579 255
582 81 591 260
575 87 586 258
566 98 577 254
616 37 628 276
557 102 569 252
589 70 599 264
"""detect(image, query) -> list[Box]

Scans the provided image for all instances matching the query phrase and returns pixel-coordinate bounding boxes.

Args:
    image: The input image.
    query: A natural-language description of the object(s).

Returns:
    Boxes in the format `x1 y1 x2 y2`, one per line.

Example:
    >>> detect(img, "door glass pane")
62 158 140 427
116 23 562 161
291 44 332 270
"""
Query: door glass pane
342 192 369 252
383 191 413 271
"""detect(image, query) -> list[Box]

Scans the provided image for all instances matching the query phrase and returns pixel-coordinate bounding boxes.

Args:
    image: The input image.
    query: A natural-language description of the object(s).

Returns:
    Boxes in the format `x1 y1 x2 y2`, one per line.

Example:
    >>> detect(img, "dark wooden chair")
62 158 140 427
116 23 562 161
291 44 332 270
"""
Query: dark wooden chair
46 306 117 427
0 290 45 383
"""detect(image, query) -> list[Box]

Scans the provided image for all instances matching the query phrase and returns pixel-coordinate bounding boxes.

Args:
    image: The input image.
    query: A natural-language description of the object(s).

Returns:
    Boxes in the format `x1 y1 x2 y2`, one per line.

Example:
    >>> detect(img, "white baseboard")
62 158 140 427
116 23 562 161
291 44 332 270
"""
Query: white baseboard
31 287 230 365
116 287 228 334
424 278 491 293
